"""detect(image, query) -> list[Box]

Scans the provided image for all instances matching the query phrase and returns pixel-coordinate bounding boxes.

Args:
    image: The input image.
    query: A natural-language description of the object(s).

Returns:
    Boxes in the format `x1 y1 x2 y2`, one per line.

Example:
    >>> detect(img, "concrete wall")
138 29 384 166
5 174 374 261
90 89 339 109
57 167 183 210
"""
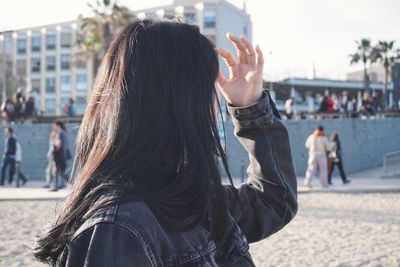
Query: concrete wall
1 118 399 180
0 123 79 180
225 118 400 178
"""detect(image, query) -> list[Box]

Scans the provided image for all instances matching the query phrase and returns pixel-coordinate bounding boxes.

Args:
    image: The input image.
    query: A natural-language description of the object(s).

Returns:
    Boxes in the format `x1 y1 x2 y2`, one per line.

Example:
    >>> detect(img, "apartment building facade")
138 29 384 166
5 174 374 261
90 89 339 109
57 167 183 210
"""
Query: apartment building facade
0 0 251 115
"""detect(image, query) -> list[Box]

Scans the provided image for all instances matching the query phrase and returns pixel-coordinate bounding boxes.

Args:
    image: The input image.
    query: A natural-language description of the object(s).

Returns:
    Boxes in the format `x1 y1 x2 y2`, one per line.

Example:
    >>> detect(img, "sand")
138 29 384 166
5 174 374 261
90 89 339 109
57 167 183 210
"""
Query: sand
0 193 399 267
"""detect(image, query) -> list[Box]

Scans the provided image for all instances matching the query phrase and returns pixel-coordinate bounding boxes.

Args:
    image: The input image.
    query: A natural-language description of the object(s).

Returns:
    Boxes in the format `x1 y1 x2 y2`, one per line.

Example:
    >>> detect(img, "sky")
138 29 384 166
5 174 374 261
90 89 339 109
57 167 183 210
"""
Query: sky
1 0 399 80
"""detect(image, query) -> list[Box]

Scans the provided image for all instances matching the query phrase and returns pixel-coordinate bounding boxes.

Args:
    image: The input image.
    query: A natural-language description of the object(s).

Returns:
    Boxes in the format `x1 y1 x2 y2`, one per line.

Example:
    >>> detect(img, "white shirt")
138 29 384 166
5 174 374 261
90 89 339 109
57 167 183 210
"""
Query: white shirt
285 99 296 114
305 134 330 159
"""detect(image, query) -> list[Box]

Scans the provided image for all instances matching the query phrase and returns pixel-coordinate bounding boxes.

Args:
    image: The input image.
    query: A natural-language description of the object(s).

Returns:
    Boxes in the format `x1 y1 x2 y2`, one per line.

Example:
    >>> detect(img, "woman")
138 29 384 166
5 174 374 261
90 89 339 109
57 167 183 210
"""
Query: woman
328 132 351 185
50 120 70 191
34 19 297 266
43 131 57 188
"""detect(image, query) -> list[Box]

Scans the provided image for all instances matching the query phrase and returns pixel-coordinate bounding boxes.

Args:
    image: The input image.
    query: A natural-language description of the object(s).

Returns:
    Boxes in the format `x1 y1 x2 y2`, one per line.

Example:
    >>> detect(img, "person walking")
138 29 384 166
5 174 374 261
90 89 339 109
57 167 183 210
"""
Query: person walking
50 120 70 191
1 98 17 124
328 132 351 185
0 127 17 185
304 126 330 188
34 19 297 266
10 139 28 186
43 131 57 188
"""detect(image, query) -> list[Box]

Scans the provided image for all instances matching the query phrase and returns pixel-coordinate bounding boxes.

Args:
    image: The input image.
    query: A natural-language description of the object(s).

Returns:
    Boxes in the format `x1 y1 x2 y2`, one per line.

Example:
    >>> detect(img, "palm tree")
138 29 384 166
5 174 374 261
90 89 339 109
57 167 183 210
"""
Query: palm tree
370 41 400 110
350 39 372 91
78 0 133 78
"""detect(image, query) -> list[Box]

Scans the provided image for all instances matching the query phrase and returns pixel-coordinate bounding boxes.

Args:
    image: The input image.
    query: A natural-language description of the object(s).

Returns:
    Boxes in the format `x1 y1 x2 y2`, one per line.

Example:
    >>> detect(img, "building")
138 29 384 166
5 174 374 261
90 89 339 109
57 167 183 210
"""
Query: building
133 0 251 77
0 21 93 115
0 0 251 115
346 63 387 83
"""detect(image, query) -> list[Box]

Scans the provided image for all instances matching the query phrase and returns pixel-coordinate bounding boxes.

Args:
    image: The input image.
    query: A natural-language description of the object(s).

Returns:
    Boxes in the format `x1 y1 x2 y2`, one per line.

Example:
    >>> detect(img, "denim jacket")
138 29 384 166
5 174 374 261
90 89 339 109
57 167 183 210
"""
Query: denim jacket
57 91 298 267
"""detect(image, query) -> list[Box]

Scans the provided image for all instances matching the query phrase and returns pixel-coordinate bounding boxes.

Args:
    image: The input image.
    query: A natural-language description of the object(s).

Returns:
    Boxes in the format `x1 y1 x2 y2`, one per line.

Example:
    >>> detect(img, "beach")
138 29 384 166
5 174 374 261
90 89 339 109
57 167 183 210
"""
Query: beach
0 192 399 266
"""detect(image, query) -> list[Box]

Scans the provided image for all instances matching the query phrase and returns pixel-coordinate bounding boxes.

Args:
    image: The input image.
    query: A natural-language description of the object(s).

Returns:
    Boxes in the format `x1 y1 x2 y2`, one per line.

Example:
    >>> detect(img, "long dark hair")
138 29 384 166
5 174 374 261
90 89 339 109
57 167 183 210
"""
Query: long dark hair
34 18 234 265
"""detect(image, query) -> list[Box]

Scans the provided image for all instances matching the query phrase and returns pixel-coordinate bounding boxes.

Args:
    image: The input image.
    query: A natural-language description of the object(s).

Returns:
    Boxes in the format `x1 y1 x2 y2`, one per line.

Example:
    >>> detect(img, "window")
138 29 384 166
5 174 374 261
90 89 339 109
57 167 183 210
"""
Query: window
61 32 72 48
31 58 41 72
31 35 41 52
204 9 216 28
46 77 56 92
31 79 40 93
46 56 56 71
61 75 71 91
61 54 70 70
45 98 56 114
17 60 26 76
17 39 26 54
46 34 56 50
76 73 87 91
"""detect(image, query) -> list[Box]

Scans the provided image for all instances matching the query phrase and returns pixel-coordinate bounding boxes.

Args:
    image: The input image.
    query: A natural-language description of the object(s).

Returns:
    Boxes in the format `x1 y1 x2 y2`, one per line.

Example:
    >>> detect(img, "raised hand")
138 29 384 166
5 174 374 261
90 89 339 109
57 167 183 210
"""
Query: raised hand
216 33 264 107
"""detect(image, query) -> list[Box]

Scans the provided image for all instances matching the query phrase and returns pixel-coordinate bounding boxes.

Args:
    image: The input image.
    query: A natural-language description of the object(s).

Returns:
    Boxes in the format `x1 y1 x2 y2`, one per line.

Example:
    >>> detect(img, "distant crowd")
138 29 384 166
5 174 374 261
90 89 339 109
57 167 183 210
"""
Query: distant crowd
284 91 400 120
1 88 36 123
1 88 77 124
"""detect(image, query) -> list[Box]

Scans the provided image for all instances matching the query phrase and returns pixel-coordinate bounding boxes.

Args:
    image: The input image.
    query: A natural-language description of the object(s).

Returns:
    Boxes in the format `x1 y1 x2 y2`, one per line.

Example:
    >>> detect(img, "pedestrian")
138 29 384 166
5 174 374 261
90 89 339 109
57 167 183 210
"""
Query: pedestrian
0 127 17 185
332 94 340 112
361 93 375 116
304 126 330 188
340 91 348 112
346 96 354 117
326 95 335 112
34 19 297 266
285 97 296 119
15 88 26 123
319 96 328 112
1 98 17 124
10 139 28 186
50 120 70 191
328 132 351 185
63 98 75 116
24 96 35 119
43 131 57 188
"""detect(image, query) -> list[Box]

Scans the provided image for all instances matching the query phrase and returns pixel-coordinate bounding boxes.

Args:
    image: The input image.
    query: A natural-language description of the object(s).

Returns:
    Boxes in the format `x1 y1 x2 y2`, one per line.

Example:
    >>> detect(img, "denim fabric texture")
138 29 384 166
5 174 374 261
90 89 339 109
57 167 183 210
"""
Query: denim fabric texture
57 91 298 267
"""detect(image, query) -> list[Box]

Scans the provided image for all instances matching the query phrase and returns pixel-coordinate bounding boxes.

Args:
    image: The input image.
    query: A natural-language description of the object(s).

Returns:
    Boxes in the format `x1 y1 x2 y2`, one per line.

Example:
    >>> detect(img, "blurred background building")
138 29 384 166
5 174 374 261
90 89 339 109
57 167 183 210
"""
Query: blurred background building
0 21 92 116
0 0 252 115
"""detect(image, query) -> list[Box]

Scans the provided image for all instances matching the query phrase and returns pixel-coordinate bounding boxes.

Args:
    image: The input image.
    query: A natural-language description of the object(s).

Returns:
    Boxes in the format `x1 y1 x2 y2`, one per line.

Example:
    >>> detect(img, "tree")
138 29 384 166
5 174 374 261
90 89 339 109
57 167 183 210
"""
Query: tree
370 41 400 110
350 39 372 91
78 0 133 78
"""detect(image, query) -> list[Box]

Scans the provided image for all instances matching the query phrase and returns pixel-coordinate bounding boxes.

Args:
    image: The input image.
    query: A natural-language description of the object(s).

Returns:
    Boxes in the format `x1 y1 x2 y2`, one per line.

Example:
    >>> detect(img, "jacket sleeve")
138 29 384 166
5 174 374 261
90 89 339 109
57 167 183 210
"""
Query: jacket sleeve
59 223 153 267
223 90 298 243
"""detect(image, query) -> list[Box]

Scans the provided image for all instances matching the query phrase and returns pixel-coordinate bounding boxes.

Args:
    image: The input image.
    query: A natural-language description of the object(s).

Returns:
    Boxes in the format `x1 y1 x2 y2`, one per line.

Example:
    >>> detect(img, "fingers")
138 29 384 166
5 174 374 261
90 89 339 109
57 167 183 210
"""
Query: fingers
217 70 228 88
240 36 256 66
226 33 247 64
216 48 237 67
255 45 264 66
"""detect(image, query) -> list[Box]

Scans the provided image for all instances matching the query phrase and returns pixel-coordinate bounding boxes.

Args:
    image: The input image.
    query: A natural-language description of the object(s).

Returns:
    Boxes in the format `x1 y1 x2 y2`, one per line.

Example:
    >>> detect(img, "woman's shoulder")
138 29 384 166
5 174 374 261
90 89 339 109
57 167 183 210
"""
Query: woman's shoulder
60 201 155 266
72 198 153 241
